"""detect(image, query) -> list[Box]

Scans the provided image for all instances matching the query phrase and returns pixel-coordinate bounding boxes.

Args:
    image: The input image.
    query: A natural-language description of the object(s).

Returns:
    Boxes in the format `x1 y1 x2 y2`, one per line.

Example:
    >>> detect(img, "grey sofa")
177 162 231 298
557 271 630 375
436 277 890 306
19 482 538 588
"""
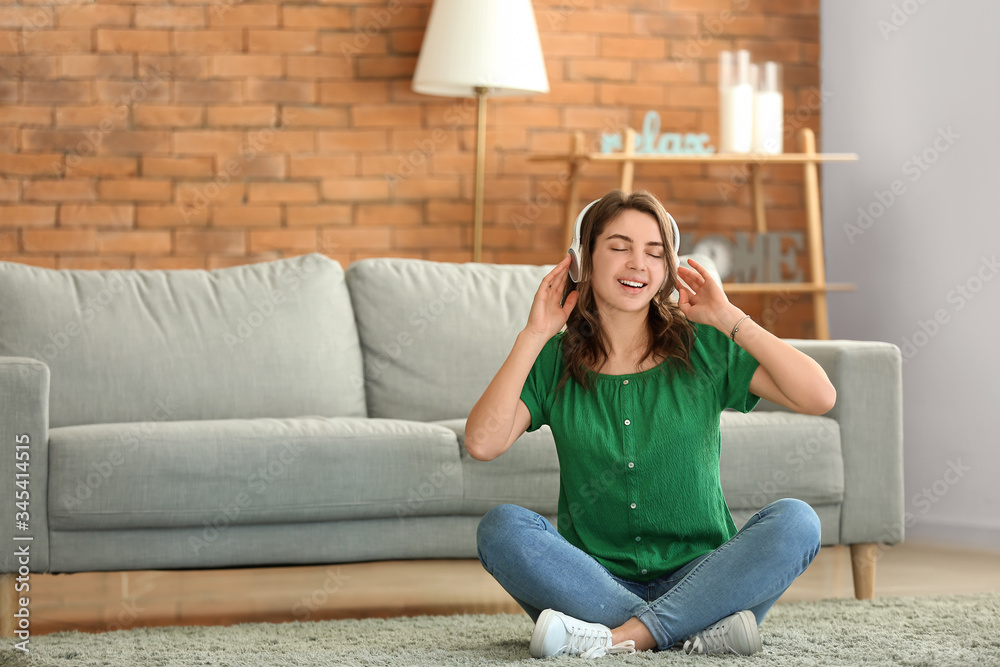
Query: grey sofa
0 252 903 615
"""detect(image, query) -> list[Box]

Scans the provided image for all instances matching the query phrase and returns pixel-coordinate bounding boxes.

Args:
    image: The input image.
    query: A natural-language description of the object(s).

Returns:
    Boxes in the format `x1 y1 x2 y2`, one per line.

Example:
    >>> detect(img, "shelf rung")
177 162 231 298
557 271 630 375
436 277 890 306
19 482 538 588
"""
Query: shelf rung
721 282 855 293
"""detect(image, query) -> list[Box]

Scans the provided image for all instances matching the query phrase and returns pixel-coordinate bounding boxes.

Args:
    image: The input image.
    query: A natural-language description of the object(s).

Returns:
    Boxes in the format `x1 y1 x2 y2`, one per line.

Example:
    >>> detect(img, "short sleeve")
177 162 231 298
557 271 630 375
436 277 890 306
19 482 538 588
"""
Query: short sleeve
519 334 562 432
693 323 761 413
724 333 761 413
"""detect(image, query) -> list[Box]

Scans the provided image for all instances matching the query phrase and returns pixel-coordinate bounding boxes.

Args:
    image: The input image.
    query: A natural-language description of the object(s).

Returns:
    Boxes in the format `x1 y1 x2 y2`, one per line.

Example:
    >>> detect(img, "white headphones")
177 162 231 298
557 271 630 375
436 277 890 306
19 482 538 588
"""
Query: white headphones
567 198 682 293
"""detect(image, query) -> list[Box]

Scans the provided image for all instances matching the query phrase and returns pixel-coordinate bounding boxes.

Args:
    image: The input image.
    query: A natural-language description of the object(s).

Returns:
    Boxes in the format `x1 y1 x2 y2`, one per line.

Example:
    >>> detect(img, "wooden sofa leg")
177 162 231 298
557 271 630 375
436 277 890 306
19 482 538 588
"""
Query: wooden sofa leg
850 543 877 600
1 573 14 637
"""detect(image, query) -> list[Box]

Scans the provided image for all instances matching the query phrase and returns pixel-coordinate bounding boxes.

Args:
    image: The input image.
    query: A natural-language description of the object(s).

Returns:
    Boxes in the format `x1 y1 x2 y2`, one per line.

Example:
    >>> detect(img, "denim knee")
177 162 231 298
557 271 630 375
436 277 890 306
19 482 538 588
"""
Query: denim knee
477 504 529 563
771 498 822 558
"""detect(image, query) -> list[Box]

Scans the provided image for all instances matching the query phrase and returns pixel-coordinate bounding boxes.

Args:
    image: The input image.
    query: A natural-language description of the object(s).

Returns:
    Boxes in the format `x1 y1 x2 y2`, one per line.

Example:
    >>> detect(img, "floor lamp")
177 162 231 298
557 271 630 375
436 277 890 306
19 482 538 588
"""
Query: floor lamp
412 0 549 263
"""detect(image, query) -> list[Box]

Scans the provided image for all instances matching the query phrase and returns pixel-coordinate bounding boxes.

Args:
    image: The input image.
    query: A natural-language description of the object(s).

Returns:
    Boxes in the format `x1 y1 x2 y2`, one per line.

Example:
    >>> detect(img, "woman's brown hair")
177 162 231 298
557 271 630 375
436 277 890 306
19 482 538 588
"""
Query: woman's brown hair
555 190 695 394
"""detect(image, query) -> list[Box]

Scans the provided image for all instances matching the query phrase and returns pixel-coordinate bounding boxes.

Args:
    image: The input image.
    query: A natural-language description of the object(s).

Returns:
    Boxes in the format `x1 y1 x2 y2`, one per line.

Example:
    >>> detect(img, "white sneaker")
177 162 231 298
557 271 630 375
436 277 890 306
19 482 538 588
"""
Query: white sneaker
529 608 637 659
682 610 762 655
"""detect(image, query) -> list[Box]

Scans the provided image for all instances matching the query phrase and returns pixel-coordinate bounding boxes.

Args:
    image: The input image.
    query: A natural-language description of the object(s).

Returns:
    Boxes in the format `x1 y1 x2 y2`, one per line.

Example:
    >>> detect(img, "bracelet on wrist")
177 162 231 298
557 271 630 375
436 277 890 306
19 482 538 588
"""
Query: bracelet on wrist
730 314 752 341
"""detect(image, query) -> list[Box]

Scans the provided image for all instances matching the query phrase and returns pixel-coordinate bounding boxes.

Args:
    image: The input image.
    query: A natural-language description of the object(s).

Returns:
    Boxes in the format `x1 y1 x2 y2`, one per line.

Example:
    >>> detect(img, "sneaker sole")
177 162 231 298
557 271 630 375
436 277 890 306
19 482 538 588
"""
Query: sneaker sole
529 608 557 659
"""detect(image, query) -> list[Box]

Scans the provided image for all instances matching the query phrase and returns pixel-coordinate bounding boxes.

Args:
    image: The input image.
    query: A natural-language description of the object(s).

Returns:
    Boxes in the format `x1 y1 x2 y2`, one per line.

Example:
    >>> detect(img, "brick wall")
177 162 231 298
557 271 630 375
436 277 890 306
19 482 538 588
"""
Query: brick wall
0 0 823 336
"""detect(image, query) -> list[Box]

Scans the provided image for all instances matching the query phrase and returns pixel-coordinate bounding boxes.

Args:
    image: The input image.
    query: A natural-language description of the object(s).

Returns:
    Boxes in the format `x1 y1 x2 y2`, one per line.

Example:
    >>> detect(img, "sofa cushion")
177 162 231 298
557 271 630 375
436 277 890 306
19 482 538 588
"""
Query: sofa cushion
0 254 365 428
346 258 551 421
48 416 463 531
432 418 560 516
720 411 844 509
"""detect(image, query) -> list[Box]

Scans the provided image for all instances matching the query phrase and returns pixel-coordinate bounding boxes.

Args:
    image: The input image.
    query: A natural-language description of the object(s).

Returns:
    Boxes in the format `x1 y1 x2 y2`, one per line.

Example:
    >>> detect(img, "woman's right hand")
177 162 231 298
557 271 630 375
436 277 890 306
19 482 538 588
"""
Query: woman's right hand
523 254 579 339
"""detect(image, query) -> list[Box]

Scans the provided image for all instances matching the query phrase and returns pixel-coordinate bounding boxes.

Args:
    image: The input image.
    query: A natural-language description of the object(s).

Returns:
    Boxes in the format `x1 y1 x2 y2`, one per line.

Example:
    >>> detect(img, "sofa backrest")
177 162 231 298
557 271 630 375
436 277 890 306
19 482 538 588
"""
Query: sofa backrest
346 258 551 421
0 254 366 428
345 254 720 422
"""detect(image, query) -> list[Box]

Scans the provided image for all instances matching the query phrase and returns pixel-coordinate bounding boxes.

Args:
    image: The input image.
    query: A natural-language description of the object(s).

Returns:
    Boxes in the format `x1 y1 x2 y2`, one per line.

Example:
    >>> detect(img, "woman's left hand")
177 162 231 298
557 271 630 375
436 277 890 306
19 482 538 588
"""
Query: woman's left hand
676 259 735 329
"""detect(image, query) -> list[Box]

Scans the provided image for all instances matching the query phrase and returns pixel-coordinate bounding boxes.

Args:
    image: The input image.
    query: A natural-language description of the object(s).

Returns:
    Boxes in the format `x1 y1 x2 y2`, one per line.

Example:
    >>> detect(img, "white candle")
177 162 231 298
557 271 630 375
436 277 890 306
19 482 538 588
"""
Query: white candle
718 50 753 153
752 62 783 154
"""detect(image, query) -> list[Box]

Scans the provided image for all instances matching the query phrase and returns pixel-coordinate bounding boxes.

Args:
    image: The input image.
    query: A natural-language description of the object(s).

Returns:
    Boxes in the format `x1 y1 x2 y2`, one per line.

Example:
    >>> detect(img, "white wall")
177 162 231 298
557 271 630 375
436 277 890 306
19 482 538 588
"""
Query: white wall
822 0 1000 550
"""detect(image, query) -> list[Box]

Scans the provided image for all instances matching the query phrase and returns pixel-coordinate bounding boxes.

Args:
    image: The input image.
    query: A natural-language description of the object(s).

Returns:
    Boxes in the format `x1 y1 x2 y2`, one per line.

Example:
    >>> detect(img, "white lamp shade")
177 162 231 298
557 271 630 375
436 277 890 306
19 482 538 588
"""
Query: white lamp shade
413 0 549 98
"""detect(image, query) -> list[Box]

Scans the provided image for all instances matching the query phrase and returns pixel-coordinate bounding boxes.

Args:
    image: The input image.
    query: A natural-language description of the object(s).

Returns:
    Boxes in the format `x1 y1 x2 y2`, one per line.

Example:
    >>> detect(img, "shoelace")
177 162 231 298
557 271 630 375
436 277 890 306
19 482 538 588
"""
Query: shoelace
683 625 736 655
580 640 637 659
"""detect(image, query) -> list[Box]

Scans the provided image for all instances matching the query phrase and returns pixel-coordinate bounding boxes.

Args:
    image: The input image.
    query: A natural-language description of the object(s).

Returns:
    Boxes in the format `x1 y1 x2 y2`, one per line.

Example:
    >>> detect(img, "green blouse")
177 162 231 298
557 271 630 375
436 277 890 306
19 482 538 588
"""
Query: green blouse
519 322 761 582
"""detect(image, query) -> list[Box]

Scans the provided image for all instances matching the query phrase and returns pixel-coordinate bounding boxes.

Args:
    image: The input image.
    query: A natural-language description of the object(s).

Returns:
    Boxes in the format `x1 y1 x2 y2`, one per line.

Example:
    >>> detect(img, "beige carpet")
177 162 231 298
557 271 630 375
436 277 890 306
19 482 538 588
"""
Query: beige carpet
3 592 999 666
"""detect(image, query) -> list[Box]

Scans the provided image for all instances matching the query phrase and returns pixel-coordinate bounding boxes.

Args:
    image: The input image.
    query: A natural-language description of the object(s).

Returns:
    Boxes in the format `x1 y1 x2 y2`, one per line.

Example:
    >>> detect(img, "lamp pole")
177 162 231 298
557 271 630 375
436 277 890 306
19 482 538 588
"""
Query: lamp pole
473 86 488 263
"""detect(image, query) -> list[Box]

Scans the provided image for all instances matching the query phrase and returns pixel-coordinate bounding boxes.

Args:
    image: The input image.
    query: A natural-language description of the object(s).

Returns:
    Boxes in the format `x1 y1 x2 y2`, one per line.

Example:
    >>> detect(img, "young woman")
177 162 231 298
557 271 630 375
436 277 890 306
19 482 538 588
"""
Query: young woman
465 190 836 658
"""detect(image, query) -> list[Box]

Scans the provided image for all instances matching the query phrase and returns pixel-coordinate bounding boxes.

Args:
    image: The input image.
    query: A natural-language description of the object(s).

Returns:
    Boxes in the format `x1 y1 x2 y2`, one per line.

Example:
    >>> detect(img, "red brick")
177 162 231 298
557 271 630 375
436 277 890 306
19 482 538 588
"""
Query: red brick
98 131 172 156
173 131 243 155
0 81 16 103
321 178 389 201
260 130 315 154
206 105 277 127
175 229 246 254
0 56 58 78
212 206 281 227
174 81 242 104
356 203 422 226
0 154 64 176
286 55 352 81
21 30 92 55
600 35 666 59
135 6 205 28
289 156 356 178
0 106 52 126
134 105 204 128
0 231 18 253
175 181 246 208
567 59 632 82
22 228 95 251
0 205 56 227
389 29 423 55
427 201 472 224
99 179 173 202
97 29 171 54
360 154 425 178
282 6 350 28
319 130 388 152
60 55 134 78
246 80 316 104
286 205 351 227
236 155 287 179
319 227 391 251
211 55 283 78
248 30 317 54
248 182 318 204
63 157 138 178
395 226 468 250
356 56 417 79
137 55 210 79
538 33 597 58
0 180 19 202
59 204 134 227
172 30 243 53
23 81 91 104
320 31 387 59
137 204 207 227
0 6 51 31
599 82 667 106
281 107 349 129
395 178 460 199
248 229 316 252
96 78 170 105
97 231 172 254
318 81 389 104
630 13 699 36
56 5 131 28
350 104 420 128
207 3 279 28
23 180 95 202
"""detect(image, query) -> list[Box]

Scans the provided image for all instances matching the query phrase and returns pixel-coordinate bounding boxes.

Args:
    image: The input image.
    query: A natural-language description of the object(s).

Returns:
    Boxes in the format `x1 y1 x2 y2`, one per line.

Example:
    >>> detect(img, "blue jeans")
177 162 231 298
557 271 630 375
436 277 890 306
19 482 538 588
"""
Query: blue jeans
476 498 821 650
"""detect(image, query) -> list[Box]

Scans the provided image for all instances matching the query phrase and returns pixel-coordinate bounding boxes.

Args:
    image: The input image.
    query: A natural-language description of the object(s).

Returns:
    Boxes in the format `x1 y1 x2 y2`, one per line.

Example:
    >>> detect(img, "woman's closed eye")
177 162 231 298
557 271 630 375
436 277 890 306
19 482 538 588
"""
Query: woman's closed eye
612 247 662 258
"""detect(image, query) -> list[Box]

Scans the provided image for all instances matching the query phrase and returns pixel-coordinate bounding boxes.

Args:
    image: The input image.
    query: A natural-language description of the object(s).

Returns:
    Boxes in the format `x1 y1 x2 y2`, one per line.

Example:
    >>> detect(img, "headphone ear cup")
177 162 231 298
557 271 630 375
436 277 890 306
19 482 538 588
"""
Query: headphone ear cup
568 247 581 283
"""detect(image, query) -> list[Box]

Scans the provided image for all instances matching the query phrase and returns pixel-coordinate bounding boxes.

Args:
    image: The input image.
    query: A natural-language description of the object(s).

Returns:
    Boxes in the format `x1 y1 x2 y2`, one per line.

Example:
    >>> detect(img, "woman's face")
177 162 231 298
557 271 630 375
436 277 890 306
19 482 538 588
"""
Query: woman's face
589 208 668 316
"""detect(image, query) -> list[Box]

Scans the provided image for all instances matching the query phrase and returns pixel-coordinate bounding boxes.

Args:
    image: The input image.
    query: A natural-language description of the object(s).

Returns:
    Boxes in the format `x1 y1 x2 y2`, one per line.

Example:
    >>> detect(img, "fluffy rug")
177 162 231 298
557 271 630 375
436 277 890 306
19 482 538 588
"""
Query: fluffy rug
3 593 998 666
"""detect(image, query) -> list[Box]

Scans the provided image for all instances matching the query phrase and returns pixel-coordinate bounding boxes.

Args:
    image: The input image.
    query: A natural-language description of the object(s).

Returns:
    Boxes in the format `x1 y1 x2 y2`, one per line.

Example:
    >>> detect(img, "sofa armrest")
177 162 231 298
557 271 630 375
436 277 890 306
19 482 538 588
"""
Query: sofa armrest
754 339 904 546
0 358 50 573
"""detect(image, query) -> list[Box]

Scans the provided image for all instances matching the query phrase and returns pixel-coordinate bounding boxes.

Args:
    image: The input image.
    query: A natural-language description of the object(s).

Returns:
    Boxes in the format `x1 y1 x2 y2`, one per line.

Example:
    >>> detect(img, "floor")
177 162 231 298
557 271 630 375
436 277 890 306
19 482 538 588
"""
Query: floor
26 540 1000 636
